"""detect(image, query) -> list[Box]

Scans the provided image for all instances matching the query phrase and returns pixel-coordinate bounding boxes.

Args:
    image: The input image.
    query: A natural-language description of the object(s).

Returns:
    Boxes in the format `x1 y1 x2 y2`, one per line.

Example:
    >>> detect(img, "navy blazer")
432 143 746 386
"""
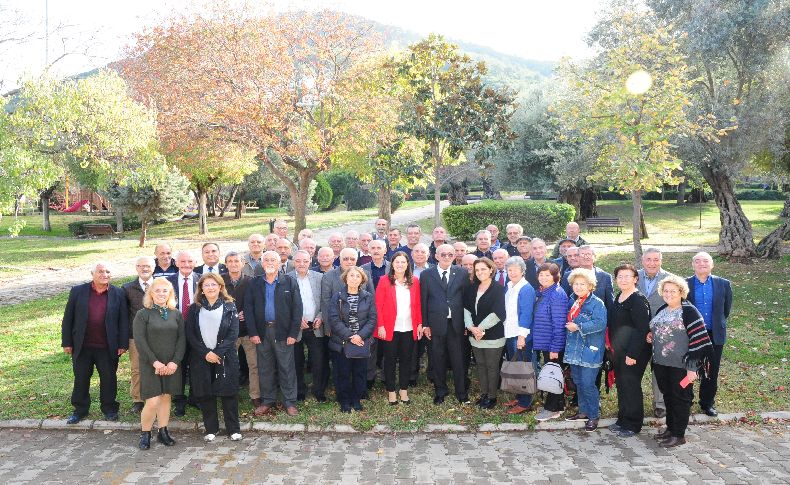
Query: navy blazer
686 275 732 345
244 275 303 342
61 283 129 358
419 264 470 336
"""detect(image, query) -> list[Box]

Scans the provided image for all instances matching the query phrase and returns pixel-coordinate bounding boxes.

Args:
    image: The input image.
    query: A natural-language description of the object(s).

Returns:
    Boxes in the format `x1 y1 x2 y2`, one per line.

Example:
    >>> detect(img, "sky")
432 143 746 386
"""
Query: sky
1 0 606 91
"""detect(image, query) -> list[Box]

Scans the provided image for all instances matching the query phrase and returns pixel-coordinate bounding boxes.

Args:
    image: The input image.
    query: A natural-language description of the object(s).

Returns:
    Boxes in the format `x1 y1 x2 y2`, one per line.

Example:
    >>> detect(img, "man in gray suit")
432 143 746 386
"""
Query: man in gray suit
637 247 673 418
361 239 390 387
287 250 327 402
276 238 296 276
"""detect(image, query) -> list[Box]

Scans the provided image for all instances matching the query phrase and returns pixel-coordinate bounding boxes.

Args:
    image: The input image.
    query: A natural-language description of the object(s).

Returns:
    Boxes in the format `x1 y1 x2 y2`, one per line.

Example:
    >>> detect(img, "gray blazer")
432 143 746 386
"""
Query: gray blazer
320 266 375 332
360 260 390 293
637 268 674 318
286 270 324 338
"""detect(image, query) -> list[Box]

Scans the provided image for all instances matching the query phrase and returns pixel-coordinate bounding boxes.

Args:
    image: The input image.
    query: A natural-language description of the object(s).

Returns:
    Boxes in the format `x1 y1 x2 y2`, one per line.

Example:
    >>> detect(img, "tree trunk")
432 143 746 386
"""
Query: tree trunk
558 188 582 221
115 209 124 234
579 188 598 220
631 190 644 264
447 181 468 206
481 176 502 200
289 178 309 235
377 185 392 223
756 192 790 258
234 190 245 220
219 184 240 217
196 189 209 235
781 193 790 219
676 179 687 205
700 166 756 258
640 203 648 239
207 192 216 217
433 160 442 227
39 185 57 232
138 218 148 248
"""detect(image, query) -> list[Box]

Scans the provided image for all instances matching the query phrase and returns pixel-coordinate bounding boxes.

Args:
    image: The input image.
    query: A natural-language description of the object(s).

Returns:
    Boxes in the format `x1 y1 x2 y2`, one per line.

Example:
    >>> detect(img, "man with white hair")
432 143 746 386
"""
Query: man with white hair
357 232 373 266
551 221 587 258
686 251 732 417
372 218 389 241
153 243 178 278
344 230 360 251
638 248 674 418
122 256 156 413
299 237 319 266
62 262 129 424
453 242 468 266
524 238 549 290
297 228 314 242
571 245 614 309
472 230 493 259
311 247 335 274
486 224 502 251
167 250 200 416
501 224 523 256
492 248 510 286
273 219 298 253
327 232 345 267
243 234 266 278
411 243 432 277
428 226 448 264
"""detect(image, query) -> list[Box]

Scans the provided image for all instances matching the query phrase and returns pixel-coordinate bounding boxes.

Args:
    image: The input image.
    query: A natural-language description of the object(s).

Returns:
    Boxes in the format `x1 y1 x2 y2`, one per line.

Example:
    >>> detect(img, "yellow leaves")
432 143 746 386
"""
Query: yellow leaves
733 98 741 105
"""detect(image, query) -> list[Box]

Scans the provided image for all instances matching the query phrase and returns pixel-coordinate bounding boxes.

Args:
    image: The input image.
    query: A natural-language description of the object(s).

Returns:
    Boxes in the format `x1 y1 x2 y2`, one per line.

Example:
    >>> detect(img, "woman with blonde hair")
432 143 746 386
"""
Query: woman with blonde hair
133 278 186 450
185 273 241 442
564 268 607 431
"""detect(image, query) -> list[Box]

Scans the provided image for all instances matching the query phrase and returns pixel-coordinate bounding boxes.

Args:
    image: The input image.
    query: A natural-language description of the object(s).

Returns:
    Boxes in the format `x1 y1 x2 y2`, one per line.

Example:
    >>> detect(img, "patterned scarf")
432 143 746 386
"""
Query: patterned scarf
567 293 589 321
152 304 169 321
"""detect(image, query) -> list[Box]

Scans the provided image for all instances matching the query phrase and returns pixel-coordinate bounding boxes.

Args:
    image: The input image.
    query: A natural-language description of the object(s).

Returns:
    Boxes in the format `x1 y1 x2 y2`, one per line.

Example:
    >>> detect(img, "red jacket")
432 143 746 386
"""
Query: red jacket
375 275 422 341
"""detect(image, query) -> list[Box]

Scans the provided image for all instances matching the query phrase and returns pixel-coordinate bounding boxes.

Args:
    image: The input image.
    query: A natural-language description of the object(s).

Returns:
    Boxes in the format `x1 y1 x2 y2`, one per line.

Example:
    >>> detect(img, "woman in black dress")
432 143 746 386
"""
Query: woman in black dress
608 263 652 437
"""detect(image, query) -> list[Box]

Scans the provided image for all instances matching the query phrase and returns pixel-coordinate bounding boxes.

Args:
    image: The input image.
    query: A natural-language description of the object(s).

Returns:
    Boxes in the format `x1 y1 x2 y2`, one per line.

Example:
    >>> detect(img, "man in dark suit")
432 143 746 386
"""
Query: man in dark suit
472 229 493 259
276 238 296 276
361 240 390 388
524 238 550 290
167 250 200 416
222 251 258 407
687 251 732 417
246 251 303 417
61 262 129 424
421 244 471 405
194 242 228 276
574 245 614 309
500 224 523 256
122 256 156 414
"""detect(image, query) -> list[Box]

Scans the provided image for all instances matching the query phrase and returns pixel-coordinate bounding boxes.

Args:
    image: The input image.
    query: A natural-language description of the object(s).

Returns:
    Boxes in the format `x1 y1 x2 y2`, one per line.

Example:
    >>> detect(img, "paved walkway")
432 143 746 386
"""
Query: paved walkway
1 425 788 484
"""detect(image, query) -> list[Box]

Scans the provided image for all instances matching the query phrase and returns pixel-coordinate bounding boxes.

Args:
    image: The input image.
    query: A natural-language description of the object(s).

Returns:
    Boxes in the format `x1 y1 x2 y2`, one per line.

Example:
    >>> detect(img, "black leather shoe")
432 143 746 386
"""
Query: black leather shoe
340 404 351 413
157 427 175 446
654 429 672 441
433 395 445 405
315 395 328 403
367 380 375 390
408 379 418 388
66 413 85 425
104 412 119 422
131 402 144 414
654 408 667 419
702 406 718 417
661 436 686 448
296 394 306 402
174 404 186 417
139 431 151 450
478 396 492 409
481 398 497 410
475 395 488 406
352 402 363 411
584 419 599 432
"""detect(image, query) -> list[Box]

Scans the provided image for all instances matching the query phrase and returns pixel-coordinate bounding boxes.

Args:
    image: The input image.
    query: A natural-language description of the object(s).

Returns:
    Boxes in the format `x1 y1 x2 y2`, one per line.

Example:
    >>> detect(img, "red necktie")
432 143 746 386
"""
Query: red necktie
497 271 505 286
182 277 190 319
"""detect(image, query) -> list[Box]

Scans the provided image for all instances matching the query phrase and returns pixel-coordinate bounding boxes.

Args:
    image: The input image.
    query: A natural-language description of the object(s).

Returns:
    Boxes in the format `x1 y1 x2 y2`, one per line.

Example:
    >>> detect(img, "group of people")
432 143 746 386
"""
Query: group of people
60 219 732 449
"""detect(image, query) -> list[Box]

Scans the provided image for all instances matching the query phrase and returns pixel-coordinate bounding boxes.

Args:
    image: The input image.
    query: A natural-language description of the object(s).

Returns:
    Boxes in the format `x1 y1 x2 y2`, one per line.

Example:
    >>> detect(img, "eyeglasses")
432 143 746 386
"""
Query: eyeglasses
438 252 454 257
341 257 356 261
202 283 220 288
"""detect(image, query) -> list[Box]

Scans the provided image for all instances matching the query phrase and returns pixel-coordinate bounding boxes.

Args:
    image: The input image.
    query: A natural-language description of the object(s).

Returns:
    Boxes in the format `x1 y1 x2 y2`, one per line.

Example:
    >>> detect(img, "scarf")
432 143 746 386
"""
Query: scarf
199 297 224 311
567 293 589 321
152 303 169 321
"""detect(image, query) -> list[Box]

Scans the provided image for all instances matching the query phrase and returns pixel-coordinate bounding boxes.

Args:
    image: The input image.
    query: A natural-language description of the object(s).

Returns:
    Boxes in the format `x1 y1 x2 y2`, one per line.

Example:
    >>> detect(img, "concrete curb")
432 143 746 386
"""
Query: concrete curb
3 411 787 433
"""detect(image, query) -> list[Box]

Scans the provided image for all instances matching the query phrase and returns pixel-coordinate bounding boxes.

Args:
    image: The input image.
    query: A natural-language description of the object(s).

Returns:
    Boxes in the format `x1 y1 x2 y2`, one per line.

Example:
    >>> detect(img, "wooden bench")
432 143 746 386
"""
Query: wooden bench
83 224 117 238
586 217 624 233
466 195 482 201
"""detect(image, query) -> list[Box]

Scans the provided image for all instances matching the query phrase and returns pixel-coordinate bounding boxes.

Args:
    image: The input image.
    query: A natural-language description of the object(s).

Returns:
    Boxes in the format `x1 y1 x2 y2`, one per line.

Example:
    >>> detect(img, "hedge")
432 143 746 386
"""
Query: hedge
735 189 786 200
442 201 575 241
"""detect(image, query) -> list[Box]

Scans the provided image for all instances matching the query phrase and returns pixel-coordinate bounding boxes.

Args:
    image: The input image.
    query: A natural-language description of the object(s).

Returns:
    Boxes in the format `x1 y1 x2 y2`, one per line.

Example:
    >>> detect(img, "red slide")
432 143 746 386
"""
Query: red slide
60 199 89 212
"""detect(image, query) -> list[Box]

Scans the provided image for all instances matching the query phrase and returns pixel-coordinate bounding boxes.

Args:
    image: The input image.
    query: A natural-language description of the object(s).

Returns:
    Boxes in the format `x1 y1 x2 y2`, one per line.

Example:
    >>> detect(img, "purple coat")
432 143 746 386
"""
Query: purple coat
532 283 569 353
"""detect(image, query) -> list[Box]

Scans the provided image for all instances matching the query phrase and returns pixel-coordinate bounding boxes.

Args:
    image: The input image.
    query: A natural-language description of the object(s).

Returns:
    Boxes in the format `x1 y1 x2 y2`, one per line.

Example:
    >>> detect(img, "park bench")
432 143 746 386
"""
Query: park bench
466 195 482 201
83 224 117 238
585 217 624 233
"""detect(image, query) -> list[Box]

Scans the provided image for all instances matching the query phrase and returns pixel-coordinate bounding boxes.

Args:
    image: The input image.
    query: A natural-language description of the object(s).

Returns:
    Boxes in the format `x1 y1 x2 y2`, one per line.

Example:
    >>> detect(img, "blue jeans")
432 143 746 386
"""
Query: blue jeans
505 337 533 408
570 364 600 419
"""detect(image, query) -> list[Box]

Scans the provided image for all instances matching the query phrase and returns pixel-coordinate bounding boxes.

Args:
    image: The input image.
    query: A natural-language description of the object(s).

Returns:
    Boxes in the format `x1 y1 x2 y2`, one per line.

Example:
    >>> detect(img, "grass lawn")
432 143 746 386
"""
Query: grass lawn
1 253 785 429
0 200 432 280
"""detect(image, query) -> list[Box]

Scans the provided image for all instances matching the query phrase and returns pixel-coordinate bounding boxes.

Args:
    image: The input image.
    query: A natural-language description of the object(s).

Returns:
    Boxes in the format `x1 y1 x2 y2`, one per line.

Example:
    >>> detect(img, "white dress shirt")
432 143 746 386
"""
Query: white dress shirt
296 274 317 321
393 280 413 332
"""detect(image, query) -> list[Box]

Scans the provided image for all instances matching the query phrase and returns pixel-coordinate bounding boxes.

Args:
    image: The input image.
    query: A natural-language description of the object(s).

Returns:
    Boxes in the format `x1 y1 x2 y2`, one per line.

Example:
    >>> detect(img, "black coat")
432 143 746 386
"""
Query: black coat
244 275 303 342
185 301 240 397
61 283 129 358
419 265 469 336
463 282 506 341
326 289 376 353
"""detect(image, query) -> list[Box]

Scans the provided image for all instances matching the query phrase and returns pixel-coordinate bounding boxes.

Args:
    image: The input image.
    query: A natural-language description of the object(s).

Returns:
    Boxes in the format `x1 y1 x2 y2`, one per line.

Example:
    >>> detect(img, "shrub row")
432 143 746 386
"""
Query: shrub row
442 201 575 241
735 189 786 200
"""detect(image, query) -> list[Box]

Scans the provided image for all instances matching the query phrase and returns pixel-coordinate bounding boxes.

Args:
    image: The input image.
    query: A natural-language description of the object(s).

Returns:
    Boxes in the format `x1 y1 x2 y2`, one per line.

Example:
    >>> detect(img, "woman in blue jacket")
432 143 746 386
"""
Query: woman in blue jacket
532 262 569 422
502 256 536 415
564 268 607 431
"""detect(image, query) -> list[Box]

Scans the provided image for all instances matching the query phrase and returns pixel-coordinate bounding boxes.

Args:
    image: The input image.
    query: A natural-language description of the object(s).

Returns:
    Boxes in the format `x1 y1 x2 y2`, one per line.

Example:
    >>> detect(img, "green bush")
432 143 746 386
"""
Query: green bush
442 201 575 241
735 189 786 200
390 190 405 213
345 187 377 210
324 170 359 209
312 174 333 210
68 216 143 236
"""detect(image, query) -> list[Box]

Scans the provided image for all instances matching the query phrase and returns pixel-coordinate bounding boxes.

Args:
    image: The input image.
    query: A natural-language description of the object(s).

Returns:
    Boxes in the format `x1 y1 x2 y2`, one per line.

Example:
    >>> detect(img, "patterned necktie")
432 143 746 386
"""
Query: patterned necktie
143 281 150 293
181 277 190 319
497 270 505 286
208 266 213 273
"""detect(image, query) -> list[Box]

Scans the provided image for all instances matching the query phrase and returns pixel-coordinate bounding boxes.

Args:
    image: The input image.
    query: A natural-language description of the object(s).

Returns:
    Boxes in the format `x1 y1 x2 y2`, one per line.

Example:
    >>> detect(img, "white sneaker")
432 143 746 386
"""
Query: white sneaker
535 409 562 422
230 433 242 441
204 433 216 443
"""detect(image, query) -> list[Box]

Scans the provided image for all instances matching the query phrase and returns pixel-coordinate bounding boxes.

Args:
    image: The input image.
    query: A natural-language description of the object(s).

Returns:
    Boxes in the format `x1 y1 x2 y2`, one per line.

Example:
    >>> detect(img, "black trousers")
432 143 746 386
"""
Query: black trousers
410 338 430 382
173 346 193 407
430 322 469 400
199 395 240 435
71 347 119 416
331 349 367 406
654 363 693 438
536 351 566 412
699 341 724 409
613 349 649 433
383 331 415 392
295 331 327 399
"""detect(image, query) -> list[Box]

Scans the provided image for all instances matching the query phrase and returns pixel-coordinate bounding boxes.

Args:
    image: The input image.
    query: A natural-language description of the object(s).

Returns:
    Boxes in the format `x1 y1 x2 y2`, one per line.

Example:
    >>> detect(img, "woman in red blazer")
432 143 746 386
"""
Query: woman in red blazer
375 251 423 405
